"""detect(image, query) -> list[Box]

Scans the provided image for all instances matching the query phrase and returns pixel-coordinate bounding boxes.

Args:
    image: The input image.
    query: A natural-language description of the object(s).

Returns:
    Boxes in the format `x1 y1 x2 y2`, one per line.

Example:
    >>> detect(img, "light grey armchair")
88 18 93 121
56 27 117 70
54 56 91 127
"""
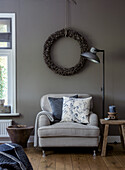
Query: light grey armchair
35 94 100 156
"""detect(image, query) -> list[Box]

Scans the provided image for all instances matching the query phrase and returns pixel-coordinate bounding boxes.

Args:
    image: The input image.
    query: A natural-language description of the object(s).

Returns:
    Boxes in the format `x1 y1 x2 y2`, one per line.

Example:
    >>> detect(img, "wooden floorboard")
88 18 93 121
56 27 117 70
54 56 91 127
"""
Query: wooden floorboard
71 154 90 170
24 144 125 170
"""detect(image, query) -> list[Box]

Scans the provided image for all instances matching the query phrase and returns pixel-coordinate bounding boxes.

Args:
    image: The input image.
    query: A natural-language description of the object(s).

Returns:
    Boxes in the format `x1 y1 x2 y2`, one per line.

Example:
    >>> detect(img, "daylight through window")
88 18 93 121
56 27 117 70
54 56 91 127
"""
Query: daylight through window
0 13 16 113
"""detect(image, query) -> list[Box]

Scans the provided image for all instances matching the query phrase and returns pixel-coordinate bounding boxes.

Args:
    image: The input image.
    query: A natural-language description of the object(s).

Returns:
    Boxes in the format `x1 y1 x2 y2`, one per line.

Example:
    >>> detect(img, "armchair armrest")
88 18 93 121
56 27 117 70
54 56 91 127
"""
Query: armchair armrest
34 110 54 147
89 112 98 126
38 114 51 128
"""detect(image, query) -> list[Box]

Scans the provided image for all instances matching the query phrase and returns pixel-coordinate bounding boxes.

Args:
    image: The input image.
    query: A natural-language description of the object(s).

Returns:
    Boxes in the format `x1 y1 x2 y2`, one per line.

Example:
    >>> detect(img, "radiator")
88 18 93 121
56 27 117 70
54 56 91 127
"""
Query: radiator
0 119 12 137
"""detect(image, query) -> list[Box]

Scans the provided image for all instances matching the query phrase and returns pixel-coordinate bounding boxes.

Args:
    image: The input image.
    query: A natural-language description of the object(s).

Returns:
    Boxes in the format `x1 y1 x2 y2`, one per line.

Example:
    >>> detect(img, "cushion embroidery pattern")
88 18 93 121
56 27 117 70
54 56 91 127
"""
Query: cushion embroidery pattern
61 97 92 124
61 97 74 122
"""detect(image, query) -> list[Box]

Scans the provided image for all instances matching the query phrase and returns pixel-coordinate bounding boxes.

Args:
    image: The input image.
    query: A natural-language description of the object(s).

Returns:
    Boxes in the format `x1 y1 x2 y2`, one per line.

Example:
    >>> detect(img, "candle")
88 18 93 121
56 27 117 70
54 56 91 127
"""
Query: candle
109 105 116 113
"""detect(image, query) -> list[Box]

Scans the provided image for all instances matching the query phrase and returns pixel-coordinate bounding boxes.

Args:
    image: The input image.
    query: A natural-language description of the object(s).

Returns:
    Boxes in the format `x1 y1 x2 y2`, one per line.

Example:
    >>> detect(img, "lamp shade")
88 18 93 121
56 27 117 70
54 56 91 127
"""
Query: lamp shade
81 52 100 64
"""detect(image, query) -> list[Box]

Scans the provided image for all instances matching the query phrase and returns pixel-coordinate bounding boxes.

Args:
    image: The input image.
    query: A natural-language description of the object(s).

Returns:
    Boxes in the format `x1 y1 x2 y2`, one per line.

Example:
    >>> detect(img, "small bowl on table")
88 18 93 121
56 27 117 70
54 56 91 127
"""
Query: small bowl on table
108 112 118 120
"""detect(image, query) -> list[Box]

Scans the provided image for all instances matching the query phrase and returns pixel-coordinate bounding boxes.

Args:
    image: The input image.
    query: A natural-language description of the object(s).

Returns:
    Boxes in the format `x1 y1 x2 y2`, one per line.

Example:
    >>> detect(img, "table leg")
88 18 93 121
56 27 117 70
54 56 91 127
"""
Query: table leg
119 125 124 148
121 125 125 148
101 124 109 156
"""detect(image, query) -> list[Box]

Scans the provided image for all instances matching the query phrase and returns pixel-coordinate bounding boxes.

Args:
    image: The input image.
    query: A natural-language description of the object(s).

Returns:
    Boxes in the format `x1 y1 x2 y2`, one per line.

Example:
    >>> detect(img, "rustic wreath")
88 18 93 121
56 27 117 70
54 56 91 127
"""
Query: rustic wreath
43 29 88 76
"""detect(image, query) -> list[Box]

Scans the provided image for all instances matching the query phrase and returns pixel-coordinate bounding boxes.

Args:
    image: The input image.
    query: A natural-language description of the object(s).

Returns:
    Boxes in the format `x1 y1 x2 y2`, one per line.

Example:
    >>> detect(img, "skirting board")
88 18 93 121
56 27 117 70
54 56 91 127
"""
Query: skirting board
0 136 34 144
0 136 121 144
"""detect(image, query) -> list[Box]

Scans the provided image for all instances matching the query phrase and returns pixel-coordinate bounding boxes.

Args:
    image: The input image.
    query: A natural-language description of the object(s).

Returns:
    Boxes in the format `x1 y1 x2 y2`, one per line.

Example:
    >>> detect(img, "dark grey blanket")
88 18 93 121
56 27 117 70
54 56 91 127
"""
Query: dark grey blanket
0 143 33 170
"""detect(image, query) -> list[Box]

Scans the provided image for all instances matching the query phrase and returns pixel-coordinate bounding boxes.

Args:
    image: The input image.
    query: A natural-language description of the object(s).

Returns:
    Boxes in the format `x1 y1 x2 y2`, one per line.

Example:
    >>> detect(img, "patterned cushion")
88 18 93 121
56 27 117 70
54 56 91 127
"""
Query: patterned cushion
61 97 92 124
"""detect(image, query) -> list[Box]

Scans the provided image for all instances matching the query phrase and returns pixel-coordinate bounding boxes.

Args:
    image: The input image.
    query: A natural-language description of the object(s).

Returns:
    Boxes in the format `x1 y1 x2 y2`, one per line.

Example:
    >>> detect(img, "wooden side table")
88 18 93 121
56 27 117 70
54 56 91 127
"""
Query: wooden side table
100 119 125 156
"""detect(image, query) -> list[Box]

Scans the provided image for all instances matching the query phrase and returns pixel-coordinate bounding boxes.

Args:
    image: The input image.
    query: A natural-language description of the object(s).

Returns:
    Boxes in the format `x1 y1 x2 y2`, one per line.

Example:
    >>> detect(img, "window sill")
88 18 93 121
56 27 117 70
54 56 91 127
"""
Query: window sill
0 113 20 117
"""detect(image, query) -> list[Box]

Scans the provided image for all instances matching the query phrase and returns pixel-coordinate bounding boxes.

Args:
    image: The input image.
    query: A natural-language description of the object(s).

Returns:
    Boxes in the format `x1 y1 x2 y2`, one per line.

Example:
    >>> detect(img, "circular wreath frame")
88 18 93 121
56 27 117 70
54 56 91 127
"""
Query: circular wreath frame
43 29 88 76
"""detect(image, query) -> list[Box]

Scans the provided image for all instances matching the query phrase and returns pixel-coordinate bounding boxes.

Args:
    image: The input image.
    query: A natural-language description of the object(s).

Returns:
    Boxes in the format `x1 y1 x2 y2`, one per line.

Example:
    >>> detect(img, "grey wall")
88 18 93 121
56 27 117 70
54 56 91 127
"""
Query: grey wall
0 0 125 135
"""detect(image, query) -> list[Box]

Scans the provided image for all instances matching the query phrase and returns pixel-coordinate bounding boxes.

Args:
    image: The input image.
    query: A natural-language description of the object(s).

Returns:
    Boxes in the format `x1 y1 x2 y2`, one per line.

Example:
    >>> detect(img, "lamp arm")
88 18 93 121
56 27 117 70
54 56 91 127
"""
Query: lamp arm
102 50 105 118
96 49 105 118
96 50 105 118
95 49 104 53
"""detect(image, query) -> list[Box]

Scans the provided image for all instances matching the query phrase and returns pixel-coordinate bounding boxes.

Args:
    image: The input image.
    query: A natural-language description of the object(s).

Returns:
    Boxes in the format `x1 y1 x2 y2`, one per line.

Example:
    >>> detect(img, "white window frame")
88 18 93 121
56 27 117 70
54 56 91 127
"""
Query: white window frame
0 13 16 113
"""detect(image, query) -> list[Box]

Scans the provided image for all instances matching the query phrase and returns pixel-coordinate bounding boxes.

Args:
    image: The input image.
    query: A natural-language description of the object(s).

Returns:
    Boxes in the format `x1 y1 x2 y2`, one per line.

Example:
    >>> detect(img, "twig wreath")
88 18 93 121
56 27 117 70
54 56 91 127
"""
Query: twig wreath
43 29 88 76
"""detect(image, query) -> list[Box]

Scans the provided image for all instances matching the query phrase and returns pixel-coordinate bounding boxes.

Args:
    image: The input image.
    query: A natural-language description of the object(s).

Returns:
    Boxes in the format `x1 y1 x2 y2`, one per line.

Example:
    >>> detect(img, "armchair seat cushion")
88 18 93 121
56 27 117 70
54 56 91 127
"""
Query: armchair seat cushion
38 122 100 138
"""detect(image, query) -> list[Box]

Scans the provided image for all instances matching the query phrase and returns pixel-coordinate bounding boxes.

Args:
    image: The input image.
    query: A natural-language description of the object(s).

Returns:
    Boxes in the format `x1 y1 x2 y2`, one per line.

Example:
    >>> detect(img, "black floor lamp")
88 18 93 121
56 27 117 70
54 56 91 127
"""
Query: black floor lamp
81 47 105 119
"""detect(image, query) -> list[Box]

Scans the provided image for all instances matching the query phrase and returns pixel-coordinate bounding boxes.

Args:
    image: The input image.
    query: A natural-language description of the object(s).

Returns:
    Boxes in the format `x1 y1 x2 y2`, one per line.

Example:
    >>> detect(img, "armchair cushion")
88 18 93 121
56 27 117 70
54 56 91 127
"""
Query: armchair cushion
48 97 63 122
61 97 92 124
38 121 100 138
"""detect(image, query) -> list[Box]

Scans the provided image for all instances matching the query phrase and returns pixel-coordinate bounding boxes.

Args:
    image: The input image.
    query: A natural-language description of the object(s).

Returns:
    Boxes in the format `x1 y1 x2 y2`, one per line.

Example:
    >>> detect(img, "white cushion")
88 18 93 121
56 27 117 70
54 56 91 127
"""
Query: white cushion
61 97 92 124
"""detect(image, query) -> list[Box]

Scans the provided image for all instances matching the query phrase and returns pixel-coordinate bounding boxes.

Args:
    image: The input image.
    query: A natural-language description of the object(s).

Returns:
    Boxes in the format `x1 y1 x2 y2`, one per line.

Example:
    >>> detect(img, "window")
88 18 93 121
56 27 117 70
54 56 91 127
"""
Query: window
0 13 16 113
0 55 8 103
0 18 12 49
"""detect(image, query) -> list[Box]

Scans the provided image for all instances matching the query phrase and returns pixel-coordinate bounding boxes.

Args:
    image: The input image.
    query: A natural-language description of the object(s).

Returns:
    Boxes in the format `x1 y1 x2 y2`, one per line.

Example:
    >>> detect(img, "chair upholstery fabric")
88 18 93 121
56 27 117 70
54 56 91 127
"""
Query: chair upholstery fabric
39 137 99 147
37 94 100 148
38 122 99 137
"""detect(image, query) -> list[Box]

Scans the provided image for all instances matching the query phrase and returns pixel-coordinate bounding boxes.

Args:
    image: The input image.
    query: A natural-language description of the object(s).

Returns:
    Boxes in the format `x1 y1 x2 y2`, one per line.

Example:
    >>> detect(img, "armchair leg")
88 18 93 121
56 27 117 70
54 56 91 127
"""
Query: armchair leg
93 150 96 157
93 147 98 158
42 149 46 157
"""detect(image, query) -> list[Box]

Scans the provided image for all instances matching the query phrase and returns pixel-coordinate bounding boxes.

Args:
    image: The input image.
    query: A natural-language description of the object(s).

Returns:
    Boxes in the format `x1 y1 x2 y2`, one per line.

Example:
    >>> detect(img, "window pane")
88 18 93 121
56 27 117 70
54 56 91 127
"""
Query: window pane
0 19 11 33
0 41 11 48
0 42 8 48
0 19 11 49
0 56 8 104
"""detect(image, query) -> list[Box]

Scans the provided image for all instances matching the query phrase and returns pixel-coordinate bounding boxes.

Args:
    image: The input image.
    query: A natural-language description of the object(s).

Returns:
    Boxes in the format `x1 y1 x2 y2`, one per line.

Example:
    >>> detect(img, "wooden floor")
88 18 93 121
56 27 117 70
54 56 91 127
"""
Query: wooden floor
24 144 125 170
